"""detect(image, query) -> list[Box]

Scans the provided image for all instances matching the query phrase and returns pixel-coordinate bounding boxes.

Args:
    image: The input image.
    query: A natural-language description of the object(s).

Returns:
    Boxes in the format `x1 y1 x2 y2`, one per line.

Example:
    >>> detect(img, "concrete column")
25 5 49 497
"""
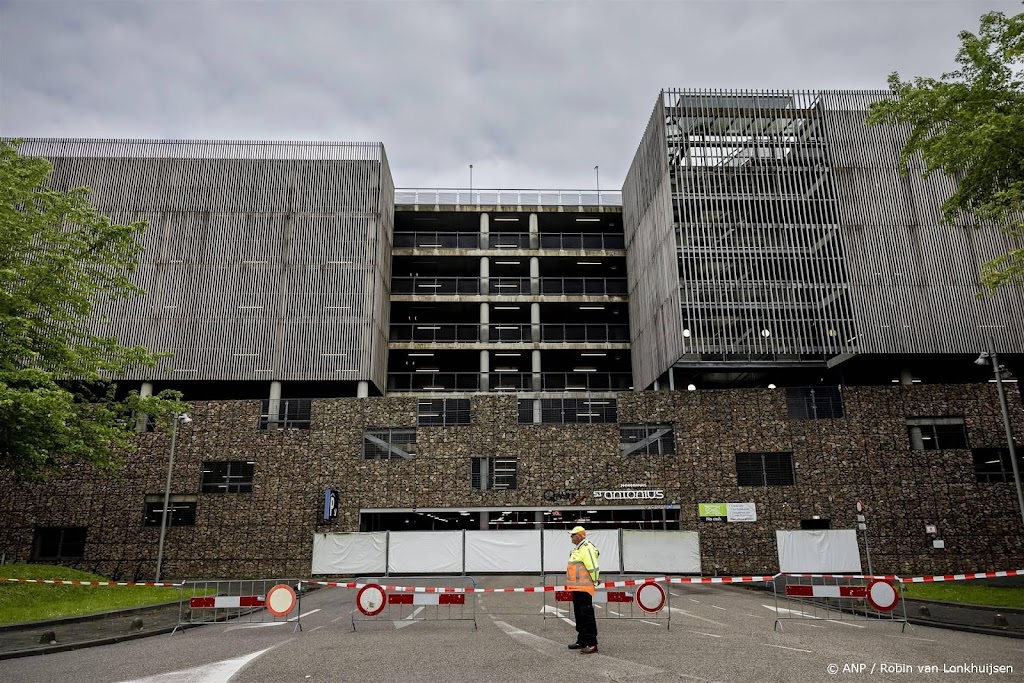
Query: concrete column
534 510 544 529
480 350 490 392
899 368 913 386
532 349 542 392
268 380 282 428
480 256 489 296
480 302 489 343
357 381 369 398
530 256 540 295
136 381 154 432
668 368 675 391
480 212 489 250
529 212 539 250
531 302 541 343
479 510 489 530
532 398 541 425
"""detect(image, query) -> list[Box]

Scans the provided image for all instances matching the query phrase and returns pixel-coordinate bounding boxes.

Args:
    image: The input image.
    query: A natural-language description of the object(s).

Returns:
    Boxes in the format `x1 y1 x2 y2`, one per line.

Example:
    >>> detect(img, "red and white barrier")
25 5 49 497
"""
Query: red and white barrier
0 577 181 587
189 595 265 609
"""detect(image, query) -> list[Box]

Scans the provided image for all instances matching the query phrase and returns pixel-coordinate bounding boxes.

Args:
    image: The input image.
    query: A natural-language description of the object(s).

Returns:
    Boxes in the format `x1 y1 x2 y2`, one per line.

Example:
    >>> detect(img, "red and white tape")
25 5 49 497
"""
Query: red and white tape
1 578 182 587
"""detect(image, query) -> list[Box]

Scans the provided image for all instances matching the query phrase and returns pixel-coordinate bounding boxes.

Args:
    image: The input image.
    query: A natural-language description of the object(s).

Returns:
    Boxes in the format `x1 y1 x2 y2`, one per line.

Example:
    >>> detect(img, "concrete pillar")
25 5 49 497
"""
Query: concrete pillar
668 368 675 391
136 381 154 432
529 212 539 250
530 256 540 295
268 381 282 427
479 510 489 530
532 349 542 392
480 302 489 343
480 350 490 392
531 302 541 343
480 212 489 250
480 256 489 296
357 381 369 398
899 368 913 386
532 398 541 425
534 510 544 529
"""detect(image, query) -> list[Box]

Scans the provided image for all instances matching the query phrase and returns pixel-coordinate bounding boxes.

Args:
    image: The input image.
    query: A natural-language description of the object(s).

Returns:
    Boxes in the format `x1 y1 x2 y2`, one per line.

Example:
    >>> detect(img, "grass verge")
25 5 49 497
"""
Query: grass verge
901 581 1024 609
0 564 190 625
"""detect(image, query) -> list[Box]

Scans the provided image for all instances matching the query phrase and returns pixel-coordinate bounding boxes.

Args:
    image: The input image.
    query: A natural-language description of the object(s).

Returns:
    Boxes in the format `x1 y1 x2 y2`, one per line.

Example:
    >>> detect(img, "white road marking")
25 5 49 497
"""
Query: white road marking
394 606 425 629
670 607 728 627
689 630 722 638
764 643 814 653
764 605 865 628
116 648 271 683
689 598 701 603
712 605 727 611
743 613 766 619
308 626 323 632
224 622 285 631
290 608 320 621
541 604 575 627
640 619 662 626
494 621 670 679
608 609 622 616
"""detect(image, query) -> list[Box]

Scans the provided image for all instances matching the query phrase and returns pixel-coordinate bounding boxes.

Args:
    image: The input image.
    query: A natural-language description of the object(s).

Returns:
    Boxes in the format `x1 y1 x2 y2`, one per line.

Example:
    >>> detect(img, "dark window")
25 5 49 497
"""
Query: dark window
471 457 518 490
32 527 87 561
143 496 198 526
418 398 471 426
786 386 844 419
736 452 795 486
517 399 534 424
259 399 312 430
800 518 832 530
363 428 417 459
972 447 1024 483
620 424 675 455
201 461 255 493
907 418 968 450
532 398 617 424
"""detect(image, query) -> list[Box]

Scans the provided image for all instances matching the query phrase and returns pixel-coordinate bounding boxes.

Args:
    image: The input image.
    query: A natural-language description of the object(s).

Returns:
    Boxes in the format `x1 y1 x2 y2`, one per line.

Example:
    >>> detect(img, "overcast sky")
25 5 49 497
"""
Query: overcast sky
1 0 1020 189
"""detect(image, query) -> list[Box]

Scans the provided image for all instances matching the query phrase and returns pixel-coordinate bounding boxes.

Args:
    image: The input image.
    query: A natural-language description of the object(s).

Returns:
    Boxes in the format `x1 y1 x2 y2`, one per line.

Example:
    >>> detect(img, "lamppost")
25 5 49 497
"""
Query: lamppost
155 412 191 582
975 341 1024 529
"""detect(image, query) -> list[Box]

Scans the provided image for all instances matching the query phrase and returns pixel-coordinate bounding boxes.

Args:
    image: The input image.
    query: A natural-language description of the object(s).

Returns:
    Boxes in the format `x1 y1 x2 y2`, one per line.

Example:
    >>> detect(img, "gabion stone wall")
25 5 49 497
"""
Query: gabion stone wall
1 384 1021 579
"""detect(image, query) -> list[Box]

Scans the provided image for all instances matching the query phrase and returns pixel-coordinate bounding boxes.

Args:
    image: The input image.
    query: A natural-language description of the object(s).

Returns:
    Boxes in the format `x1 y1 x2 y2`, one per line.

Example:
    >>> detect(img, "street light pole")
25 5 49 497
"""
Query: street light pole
985 339 1024 530
155 413 189 582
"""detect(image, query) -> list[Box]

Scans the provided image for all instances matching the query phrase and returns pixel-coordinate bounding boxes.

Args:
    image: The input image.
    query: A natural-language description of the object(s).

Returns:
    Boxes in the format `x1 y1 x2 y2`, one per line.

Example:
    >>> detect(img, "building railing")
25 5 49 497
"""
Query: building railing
395 188 623 207
394 232 481 249
488 372 533 391
389 372 482 392
390 323 481 342
542 324 630 343
542 372 633 391
540 278 628 296
490 324 530 342
489 277 531 294
539 233 625 250
392 277 482 295
258 399 312 430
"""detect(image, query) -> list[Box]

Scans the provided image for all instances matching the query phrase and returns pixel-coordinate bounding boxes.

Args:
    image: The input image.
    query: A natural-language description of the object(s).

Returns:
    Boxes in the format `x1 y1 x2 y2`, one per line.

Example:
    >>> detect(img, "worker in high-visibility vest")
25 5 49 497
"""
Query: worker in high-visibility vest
566 525 600 654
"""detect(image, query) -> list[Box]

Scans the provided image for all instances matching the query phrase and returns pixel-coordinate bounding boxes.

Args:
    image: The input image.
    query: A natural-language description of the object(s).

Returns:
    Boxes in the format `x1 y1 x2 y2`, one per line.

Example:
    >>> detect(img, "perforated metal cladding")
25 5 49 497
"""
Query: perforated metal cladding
18 139 393 388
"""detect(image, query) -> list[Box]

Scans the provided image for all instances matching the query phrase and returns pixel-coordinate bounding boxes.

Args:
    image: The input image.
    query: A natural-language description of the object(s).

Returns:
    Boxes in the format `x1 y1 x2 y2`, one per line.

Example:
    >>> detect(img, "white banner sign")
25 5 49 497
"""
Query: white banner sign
726 502 757 522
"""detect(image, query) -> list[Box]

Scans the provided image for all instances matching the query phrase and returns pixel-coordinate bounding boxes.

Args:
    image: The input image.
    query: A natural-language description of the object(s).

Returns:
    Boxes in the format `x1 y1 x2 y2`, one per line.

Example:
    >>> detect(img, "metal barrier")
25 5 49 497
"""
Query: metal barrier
351 576 477 631
543 574 671 628
771 574 908 632
176 578 305 634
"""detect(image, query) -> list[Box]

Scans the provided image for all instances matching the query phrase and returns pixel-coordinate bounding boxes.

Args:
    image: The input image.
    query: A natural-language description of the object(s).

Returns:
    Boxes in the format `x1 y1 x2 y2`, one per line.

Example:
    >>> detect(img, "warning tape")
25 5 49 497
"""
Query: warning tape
1 578 182 587
780 569 1024 583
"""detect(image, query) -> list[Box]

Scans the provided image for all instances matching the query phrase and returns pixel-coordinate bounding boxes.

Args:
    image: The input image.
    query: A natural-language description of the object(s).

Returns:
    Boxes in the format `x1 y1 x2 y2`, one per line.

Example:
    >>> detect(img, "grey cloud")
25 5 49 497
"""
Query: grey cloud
2 0 1020 189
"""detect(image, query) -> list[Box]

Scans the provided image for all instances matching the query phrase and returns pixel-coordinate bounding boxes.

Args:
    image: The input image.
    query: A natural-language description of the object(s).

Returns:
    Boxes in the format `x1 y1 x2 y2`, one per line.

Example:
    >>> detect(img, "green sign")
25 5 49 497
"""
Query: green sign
698 503 727 518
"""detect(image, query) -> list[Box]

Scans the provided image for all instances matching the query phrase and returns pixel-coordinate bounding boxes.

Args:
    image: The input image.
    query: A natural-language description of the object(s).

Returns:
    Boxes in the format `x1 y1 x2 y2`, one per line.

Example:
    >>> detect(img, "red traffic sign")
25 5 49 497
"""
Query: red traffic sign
635 582 666 613
866 579 899 612
356 583 387 617
265 584 297 617
855 499 864 513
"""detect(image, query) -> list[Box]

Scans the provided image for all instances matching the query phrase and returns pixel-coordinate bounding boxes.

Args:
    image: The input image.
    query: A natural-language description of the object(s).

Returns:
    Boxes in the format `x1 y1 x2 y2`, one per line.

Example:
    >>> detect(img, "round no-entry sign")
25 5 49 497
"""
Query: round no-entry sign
635 582 666 613
356 583 387 617
866 579 899 612
266 584 297 617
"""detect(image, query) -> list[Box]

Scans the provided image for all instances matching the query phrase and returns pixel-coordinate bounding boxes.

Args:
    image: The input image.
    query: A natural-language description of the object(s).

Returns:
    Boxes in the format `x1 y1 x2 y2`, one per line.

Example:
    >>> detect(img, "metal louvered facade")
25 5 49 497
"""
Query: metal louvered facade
623 89 1024 391
17 139 394 390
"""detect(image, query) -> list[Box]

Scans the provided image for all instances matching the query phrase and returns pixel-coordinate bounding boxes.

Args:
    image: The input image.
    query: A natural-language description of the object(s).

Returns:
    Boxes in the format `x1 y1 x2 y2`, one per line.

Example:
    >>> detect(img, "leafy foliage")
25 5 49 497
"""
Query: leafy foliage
866 8 1024 292
0 140 188 480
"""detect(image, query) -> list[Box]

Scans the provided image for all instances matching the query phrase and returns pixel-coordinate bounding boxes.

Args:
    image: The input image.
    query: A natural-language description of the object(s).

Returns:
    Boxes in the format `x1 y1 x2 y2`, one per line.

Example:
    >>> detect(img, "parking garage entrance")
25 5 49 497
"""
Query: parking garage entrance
359 505 682 532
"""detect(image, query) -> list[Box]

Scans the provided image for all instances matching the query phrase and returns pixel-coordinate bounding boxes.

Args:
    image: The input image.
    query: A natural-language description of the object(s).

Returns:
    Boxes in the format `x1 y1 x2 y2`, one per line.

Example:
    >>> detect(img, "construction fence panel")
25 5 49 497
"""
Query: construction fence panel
771 573 908 632
177 578 305 633
351 575 477 631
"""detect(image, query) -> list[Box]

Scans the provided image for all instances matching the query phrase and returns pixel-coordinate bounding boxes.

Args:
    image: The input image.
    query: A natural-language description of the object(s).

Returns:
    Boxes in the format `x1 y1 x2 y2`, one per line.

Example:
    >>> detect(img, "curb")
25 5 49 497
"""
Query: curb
0 600 181 632
0 621 200 661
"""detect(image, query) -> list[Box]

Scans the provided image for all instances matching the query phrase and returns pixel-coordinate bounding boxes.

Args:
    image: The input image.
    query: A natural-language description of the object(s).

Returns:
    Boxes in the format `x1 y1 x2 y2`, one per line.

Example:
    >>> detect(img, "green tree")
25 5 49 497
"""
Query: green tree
866 7 1024 292
0 140 188 480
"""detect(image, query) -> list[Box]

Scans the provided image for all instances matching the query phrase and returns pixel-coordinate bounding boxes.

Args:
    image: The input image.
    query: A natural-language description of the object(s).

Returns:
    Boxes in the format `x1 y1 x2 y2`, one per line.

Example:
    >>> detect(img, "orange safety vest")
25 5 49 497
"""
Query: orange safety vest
566 539 600 595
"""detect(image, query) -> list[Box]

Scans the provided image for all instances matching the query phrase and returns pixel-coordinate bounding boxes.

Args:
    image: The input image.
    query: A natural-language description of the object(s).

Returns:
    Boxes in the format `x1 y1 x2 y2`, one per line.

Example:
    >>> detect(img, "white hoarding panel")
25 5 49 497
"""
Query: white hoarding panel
542 529 620 573
388 531 464 573
311 532 387 575
465 530 542 572
622 531 701 574
776 529 862 573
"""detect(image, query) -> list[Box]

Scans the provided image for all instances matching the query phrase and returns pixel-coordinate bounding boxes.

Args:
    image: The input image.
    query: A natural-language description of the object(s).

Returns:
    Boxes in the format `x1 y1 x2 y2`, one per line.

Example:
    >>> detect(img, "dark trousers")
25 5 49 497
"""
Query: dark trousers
571 590 598 646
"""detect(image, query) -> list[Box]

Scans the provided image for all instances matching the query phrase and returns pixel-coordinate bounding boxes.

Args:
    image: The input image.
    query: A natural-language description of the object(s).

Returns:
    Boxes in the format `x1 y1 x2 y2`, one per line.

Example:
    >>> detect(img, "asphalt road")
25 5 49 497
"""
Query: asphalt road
1 579 1021 683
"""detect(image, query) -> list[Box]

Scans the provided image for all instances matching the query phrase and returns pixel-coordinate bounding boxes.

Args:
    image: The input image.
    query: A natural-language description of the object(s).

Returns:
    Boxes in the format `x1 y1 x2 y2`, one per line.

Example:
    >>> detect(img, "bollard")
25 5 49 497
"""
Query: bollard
39 630 56 645
917 605 931 618
993 613 1009 628
130 617 144 631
